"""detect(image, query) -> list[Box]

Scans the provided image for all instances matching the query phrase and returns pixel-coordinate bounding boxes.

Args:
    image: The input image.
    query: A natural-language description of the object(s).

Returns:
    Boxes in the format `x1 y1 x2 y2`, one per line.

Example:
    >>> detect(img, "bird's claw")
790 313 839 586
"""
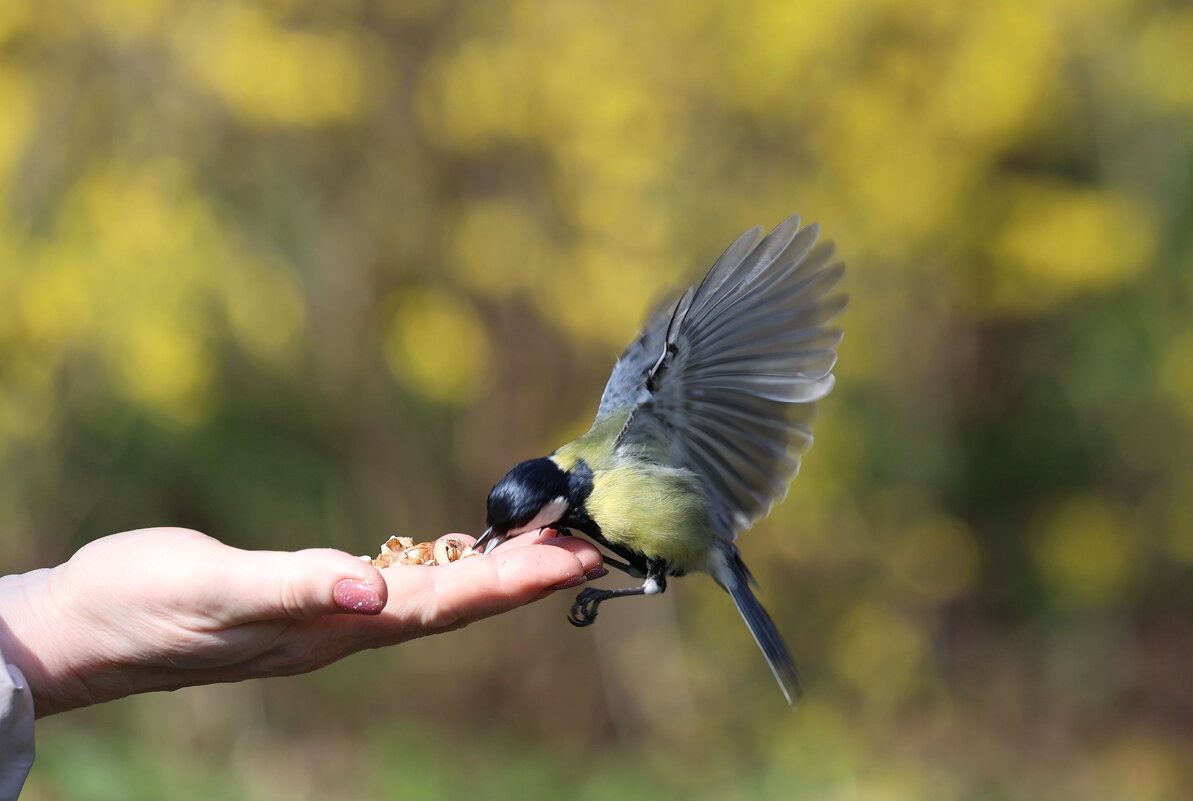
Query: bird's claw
568 588 604 627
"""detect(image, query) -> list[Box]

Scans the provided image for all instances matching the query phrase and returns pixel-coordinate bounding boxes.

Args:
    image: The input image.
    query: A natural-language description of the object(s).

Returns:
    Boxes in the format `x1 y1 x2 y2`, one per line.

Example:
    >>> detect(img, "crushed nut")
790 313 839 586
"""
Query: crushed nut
369 535 479 568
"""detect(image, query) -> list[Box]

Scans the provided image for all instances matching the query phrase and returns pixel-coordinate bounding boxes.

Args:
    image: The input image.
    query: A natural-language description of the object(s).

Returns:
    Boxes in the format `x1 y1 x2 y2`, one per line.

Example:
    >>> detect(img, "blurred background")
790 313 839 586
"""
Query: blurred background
2 0 1192 798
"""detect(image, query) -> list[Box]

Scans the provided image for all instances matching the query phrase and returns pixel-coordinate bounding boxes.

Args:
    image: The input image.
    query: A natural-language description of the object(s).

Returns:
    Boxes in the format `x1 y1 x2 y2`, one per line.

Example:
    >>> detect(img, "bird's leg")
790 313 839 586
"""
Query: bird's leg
568 559 667 627
555 524 643 576
599 536 649 578
562 519 649 578
601 556 643 577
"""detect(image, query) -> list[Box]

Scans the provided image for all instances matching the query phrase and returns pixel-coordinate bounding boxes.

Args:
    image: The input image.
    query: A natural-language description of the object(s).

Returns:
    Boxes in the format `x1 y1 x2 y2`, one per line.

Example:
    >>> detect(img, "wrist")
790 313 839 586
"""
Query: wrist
0 566 118 717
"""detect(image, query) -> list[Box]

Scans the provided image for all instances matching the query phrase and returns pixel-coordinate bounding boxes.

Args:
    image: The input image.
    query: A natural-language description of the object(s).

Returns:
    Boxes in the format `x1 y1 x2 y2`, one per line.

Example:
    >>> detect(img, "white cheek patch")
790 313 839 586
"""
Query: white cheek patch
509 497 569 536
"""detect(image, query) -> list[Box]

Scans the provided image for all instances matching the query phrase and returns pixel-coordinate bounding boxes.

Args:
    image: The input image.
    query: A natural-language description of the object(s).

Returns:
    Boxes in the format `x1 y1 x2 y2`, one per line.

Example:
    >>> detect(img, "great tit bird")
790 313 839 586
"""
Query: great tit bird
474 215 845 706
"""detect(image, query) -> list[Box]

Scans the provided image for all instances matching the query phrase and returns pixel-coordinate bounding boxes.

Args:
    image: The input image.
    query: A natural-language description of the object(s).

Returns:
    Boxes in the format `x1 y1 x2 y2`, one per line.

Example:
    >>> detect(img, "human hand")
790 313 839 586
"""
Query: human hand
0 527 604 717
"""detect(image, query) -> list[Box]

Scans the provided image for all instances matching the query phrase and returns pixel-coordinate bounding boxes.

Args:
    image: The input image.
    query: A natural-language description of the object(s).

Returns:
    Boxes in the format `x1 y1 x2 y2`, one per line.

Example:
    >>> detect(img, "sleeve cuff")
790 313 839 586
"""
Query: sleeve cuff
0 648 35 801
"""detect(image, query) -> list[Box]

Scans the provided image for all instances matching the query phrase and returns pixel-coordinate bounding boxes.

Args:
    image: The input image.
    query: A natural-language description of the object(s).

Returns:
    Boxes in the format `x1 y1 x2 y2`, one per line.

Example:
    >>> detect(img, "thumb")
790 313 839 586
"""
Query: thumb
211 547 389 622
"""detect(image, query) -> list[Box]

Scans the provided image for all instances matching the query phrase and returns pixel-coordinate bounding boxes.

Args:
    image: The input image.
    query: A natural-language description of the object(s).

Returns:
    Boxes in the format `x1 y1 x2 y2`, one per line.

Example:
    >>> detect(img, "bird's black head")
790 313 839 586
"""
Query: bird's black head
486 457 573 537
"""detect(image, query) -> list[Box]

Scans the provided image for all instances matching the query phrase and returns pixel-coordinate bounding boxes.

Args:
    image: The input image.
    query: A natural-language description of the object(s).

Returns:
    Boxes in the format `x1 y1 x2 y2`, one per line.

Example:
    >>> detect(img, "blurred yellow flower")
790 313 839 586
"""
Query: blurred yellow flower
987 182 1156 314
0 0 30 46
86 0 171 43
115 320 214 424
543 244 668 348
930 0 1057 149
384 286 491 404
19 256 95 348
1032 494 1137 605
448 198 553 296
174 6 366 126
0 68 32 188
418 39 533 151
4 158 309 424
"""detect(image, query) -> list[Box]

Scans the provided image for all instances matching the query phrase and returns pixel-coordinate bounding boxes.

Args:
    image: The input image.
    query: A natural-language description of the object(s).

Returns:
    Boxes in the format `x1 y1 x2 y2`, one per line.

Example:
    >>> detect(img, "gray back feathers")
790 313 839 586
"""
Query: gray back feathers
596 215 846 539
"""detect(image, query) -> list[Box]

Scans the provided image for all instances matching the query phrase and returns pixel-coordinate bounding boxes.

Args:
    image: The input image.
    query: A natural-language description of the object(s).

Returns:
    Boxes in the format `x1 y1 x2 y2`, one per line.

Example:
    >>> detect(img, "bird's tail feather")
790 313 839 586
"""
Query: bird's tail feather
715 546 802 707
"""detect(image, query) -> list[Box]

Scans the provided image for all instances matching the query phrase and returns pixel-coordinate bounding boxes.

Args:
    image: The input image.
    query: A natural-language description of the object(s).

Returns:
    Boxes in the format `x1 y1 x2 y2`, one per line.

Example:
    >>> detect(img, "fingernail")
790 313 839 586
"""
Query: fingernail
548 574 589 591
333 579 385 614
584 566 608 580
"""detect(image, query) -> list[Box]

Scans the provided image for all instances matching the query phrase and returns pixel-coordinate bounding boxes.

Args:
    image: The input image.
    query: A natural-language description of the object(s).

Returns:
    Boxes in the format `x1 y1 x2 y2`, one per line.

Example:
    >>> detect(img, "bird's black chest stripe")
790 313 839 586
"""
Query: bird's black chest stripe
560 458 596 535
567 458 594 506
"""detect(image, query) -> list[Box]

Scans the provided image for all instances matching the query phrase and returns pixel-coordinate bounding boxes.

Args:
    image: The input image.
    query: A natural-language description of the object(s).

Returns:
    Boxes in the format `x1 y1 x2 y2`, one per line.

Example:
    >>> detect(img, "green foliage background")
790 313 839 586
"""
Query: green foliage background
2 0 1192 798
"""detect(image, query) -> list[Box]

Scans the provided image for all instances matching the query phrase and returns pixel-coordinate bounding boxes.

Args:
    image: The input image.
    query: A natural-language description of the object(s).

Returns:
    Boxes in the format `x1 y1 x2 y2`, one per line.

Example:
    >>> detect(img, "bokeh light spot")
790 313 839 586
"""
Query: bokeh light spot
384 287 491 404
1032 494 1137 606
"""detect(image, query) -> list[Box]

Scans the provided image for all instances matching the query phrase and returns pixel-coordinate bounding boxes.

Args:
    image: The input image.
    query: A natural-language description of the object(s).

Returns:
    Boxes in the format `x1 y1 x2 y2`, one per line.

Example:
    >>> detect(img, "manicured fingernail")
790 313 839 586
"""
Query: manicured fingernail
584 566 608 580
548 574 589 591
333 579 384 614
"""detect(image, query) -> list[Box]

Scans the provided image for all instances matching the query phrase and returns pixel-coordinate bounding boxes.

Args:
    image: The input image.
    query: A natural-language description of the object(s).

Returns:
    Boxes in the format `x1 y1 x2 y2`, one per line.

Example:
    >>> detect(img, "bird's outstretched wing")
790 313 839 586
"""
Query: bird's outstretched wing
595 225 766 419
608 215 846 538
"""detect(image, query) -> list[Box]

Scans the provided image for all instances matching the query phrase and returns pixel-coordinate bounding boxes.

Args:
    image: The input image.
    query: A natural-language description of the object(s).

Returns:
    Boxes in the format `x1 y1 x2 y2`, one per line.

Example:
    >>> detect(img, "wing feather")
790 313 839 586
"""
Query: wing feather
596 223 770 419
609 215 846 537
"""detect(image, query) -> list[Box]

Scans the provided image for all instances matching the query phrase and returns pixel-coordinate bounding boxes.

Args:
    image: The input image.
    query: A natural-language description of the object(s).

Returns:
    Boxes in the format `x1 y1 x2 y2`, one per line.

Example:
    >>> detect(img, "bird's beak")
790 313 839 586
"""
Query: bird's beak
474 526 505 554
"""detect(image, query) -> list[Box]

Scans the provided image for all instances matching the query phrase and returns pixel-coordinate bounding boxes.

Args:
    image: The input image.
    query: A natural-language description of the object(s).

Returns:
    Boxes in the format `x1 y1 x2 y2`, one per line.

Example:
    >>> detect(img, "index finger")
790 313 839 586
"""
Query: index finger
379 537 603 631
